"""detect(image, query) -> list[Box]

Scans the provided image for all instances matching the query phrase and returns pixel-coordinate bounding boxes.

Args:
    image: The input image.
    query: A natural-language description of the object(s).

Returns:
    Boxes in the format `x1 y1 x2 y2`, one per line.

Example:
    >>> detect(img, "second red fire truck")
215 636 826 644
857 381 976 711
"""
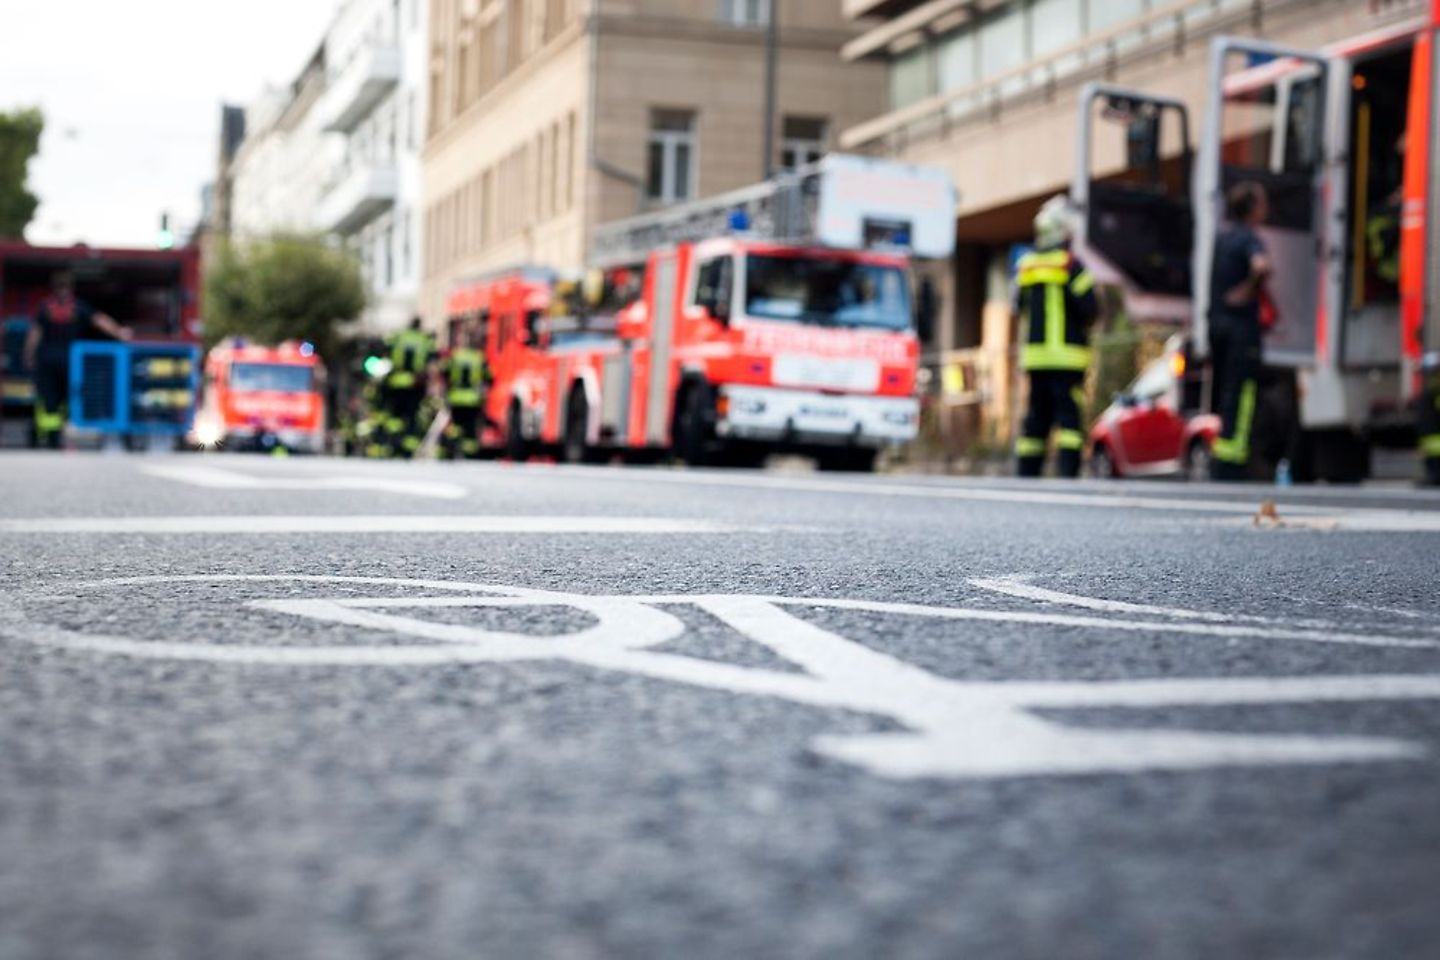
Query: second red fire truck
443 156 955 470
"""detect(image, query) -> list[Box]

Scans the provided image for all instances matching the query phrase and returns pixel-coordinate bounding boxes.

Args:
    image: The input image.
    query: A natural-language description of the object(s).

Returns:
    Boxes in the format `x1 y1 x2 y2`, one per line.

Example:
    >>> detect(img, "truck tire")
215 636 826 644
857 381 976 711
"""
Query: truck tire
1308 429 1370 485
505 400 530 462
561 389 590 464
816 448 877 473
673 382 714 467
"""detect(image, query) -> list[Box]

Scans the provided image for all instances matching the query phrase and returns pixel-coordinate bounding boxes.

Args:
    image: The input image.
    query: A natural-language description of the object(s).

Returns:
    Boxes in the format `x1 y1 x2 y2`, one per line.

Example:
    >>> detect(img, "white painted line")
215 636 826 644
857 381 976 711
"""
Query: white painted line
5 574 1440 781
143 464 469 500
0 515 745 535
543 465 1440 528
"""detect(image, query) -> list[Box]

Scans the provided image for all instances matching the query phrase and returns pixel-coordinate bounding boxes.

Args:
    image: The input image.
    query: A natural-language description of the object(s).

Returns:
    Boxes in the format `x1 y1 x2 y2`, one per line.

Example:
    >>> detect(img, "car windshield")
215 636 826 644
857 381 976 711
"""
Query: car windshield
744 255 911 330
1128 355 1174 401
229 362 313 393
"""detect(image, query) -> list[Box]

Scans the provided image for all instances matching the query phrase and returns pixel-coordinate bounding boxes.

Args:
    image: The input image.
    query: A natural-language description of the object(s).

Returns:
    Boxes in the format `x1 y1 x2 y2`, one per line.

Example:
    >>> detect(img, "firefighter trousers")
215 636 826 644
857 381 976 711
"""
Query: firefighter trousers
1017 369 1085 478
382 385 426 458
443 405 481 460
1419 366 1440 487
1209 321 1262 482
33 357 69 449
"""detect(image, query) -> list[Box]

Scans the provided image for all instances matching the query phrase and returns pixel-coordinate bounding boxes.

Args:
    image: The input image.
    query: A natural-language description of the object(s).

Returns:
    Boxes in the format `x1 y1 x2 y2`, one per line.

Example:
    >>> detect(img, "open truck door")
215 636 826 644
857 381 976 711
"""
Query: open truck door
1071 83 1193 323
1194 37 1331 368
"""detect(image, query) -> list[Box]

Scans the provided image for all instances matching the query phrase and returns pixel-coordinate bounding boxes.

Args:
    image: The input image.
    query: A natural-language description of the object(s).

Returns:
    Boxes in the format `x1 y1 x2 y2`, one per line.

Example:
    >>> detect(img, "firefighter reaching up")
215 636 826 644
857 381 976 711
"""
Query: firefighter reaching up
1014 195 1099 479
23 271 132 448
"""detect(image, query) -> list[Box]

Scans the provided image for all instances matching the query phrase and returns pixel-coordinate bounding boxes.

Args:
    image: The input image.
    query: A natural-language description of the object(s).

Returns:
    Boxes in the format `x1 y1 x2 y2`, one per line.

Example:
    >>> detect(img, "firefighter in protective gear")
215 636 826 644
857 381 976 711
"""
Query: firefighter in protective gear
380 317 435 458
1419 353 1440 487
440 336 490 460
1014 195 1099 478
22 271 131 448
1208 182 1272 481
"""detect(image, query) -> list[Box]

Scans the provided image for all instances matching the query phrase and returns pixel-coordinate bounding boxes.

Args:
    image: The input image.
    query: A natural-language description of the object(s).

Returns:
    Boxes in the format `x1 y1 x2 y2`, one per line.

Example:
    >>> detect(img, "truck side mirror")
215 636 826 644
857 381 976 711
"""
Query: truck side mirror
916 276 939 343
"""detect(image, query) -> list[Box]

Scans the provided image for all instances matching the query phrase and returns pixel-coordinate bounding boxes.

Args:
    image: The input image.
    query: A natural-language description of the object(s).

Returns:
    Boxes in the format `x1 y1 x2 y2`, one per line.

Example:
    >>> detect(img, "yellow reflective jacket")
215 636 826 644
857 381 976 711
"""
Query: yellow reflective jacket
1016 248 1099 372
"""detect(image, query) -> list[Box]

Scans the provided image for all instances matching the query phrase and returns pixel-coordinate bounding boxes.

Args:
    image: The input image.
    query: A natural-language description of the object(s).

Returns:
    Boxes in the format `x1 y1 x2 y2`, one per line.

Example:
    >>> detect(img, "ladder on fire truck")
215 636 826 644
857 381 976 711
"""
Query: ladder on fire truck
589 154 957 267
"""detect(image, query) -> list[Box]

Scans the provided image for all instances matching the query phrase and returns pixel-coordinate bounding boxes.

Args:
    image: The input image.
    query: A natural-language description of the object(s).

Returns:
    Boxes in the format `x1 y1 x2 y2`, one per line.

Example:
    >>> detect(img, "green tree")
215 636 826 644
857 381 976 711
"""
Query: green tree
0 107 44 239
203 233 367 360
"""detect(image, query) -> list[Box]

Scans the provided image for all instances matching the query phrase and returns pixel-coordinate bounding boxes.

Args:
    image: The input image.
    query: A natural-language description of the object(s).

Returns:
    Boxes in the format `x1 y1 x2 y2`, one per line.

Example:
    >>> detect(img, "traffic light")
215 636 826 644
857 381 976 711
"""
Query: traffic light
157 212 175 250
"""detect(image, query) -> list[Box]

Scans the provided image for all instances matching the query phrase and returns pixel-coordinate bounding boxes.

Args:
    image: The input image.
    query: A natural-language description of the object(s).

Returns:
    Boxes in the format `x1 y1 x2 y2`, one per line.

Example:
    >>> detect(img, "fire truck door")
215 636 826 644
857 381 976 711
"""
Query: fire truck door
1072 83 1193 299
1194 37 1330 367
645 254 679 445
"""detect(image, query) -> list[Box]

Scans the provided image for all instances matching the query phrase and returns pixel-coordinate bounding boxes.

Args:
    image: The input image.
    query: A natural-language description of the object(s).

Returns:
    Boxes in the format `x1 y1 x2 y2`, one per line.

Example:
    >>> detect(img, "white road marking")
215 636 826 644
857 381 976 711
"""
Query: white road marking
0 516 746 535
143 464 469 500
4 575 1440 780
971 575 1440 639
546 464 1440 530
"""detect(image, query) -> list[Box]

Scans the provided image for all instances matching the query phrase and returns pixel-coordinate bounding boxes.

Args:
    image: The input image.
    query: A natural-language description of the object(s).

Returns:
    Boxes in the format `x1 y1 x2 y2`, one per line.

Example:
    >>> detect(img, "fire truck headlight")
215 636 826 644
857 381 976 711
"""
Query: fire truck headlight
882 409 916 426
733 398 767 416
194 420 224 449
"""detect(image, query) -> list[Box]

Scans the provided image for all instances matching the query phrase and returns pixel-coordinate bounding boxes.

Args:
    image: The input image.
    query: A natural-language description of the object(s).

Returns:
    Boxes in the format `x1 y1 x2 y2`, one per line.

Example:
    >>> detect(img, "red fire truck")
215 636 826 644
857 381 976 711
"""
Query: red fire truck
445 156 955 470
193 338 326 453
1072 7 1440 482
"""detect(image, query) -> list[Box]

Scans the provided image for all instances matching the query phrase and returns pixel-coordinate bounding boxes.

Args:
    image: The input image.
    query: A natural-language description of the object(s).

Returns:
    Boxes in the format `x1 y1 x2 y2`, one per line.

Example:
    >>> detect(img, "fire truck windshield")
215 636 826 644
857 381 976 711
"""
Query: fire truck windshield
229 363 314 393
744 255 911 331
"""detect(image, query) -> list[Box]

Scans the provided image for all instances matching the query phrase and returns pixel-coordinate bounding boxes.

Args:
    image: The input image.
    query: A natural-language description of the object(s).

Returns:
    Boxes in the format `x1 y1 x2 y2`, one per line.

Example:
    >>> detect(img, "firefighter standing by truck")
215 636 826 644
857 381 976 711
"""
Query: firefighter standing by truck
379 317 435 458
1014 196 1099 479
21 271 131 448
1207 182 1273 482
439 323 490 460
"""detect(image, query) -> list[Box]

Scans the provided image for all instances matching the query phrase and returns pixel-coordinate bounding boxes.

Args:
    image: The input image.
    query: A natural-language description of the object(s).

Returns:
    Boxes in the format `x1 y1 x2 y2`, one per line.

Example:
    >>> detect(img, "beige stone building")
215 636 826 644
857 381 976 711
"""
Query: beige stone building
839 0 1429 451
420 0 886 324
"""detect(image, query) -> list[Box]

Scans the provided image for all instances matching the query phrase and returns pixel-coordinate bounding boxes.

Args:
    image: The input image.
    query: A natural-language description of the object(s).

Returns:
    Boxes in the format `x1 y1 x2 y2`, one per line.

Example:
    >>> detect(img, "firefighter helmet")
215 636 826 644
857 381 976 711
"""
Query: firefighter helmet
1033 195 1074 250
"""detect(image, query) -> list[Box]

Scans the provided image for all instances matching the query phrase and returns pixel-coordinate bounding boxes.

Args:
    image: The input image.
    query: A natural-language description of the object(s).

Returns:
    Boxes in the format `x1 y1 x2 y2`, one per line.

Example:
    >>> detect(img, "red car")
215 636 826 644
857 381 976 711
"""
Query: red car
1088 335 1219 480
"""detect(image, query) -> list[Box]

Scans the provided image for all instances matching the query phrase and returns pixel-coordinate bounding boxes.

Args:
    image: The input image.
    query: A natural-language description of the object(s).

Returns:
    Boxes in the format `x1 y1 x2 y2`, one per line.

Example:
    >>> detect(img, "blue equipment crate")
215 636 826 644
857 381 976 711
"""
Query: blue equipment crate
69 341 200 436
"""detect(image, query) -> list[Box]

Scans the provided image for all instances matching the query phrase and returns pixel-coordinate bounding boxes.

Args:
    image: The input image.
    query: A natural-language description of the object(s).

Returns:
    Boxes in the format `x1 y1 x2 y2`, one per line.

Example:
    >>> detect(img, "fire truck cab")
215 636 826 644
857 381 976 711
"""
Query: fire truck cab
194 338 326 453
1072 13 1440 482
448 155 956 470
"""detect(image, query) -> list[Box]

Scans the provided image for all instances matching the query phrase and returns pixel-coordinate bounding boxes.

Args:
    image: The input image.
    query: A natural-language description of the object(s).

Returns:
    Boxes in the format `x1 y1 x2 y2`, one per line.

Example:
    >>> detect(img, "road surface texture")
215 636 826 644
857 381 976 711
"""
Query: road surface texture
2 452 1439 960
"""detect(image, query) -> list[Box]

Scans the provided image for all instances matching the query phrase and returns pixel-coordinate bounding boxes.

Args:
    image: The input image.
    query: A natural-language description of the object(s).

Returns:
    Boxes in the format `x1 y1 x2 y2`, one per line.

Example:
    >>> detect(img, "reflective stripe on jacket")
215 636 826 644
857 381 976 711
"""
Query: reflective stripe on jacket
1016 248 1099 372
444 348 487 407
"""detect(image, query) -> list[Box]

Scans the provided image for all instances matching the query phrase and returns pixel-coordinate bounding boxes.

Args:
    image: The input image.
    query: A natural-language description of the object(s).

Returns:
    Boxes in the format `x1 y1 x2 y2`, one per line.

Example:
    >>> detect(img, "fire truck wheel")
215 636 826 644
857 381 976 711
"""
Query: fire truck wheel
673 382 715 467
562 390 590 464
505 400 530 462
816 448 877 473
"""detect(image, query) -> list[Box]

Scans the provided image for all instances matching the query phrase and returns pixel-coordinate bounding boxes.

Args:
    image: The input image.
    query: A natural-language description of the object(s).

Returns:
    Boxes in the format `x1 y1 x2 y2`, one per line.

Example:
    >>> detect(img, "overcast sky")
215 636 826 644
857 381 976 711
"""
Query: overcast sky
1 0 338 247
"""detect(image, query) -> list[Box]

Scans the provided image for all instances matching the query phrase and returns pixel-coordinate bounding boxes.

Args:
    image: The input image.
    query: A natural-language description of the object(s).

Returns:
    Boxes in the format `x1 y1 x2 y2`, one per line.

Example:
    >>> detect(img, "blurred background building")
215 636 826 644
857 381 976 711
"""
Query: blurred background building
419 0 886 322
222 0 429 335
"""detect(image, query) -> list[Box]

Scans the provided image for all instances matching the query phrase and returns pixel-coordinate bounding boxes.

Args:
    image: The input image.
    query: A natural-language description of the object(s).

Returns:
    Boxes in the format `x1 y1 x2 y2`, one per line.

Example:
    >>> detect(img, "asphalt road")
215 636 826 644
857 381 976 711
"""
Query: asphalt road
2 452 1439 960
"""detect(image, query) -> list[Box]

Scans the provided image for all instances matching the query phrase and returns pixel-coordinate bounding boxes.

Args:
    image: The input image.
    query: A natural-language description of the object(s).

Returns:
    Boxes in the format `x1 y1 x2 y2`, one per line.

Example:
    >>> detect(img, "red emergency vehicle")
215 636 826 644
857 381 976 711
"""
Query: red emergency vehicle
194 338 326 453
0 242 200 435
1071 7 1440 482
445 156 956 470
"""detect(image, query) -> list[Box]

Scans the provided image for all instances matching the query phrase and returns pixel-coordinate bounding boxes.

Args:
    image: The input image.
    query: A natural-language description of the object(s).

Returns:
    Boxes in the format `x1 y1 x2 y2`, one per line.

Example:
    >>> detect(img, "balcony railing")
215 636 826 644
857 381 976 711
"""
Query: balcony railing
319 163 398 234
323 44 401 134
840 0 1376 154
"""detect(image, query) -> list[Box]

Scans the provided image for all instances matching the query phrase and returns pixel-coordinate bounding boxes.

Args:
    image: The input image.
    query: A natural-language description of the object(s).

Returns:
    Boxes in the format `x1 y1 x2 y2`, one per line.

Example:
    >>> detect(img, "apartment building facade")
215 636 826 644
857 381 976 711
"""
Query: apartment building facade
420 0 887 325
225 0 431 335
316 0 430 331
229 48 339 240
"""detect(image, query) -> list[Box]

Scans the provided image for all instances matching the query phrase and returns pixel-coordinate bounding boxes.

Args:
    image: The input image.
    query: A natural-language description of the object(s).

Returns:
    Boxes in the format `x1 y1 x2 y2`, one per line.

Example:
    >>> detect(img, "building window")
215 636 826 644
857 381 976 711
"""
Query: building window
780 116 826 171
383 224 395 287
890 45 930 110
565 111 576 210
647 109 696 204
718 0 768 27
402 210 412 277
